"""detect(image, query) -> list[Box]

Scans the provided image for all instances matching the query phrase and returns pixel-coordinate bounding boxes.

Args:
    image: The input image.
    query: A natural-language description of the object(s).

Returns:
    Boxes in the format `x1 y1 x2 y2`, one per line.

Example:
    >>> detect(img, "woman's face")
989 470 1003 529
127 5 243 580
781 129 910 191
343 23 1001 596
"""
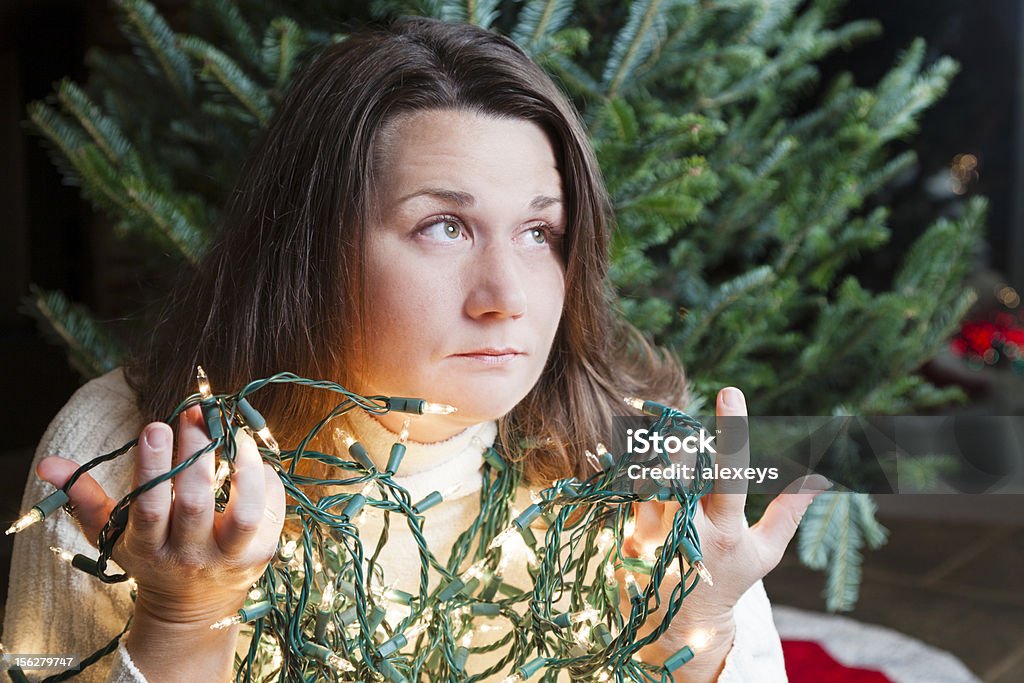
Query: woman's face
357 109 567 441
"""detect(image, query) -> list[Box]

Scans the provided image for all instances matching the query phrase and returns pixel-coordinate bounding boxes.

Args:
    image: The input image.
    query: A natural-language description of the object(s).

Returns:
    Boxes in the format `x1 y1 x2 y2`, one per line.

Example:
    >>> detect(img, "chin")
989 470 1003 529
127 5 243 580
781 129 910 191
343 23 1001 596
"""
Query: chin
430 381 534 423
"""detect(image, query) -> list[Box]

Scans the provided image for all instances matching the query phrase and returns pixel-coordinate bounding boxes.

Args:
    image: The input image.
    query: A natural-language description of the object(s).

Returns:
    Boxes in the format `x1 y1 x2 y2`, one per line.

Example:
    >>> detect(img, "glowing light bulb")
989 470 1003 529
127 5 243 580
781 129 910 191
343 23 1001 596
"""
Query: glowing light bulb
210 614 244 630
462 560 487 581
196 365 212 399
49 546 75 563
488 525 519 550
255 426 280 456
585 449 601 471
326 653 355 672
597 528 615 554
623 517 636 541
399 418 411 444
6 509 43 535
624 572 642 600
421 401 457 415
248 587 263 601
689 628 714 651
213 458 231 492
622 396 645 410
335 429 356 448
320 581 335 609
278 539 297 560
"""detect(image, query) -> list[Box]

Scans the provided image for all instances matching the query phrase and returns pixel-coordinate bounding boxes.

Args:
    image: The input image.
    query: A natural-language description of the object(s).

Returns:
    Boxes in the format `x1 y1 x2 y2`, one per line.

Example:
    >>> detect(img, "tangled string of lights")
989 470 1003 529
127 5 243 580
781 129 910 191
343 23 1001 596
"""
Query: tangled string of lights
7 369 718 683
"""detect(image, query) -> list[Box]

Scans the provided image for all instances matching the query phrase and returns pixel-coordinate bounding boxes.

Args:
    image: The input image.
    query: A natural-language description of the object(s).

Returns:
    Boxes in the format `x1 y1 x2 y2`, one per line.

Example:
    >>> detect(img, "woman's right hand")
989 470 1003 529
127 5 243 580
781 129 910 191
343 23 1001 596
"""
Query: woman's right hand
36 404 286 628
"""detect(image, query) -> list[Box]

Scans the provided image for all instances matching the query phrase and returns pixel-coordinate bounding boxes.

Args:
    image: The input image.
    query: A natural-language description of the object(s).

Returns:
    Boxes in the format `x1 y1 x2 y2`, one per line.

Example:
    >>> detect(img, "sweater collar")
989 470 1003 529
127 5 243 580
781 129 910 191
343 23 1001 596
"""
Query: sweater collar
344 409 498 503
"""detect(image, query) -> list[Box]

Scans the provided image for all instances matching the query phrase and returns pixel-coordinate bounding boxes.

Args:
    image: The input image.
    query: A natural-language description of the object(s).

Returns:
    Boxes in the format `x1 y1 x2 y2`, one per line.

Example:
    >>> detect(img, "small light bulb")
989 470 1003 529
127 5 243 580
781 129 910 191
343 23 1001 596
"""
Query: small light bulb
624 572 642 600
488 525 519 550
622 396 645 410
248 587 263 601
399 418 411 444
335 428 356 448
49 546 75 563
213 458 231 493
442 482 463 499
326 652 355 672
689 627 714 651
623 515 636 539
460 630 474 647
693 559 714 586
196 366 213 399
597 528 615 554
6 509 43 535
255 426 280 456
421 401 457 415
462 560 487 581
278 539 297 560
210 614 243 630
320 581 335 609
585 449 601 471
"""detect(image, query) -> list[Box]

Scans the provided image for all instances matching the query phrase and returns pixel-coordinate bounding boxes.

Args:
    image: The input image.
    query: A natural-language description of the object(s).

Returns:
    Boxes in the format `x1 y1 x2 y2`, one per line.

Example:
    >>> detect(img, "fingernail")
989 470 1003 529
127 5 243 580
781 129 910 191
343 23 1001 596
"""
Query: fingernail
722 387 744 409
145 424 171 450
804 474 832 492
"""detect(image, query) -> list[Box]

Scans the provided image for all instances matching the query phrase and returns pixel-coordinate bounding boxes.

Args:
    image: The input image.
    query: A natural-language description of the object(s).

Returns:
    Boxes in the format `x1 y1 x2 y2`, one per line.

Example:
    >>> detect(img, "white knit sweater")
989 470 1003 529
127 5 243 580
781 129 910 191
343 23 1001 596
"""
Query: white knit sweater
2 369 786 681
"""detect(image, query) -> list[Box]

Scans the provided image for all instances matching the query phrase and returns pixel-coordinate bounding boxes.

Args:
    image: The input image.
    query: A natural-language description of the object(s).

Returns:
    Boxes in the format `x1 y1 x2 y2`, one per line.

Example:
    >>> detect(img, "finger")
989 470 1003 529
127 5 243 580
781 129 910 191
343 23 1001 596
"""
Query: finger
214 429 266 558
126 422 174 552
704 387 750 526
36 456 116 546
625 500 667 557
169 404 217 549
749 474 832 572
252 462 286 557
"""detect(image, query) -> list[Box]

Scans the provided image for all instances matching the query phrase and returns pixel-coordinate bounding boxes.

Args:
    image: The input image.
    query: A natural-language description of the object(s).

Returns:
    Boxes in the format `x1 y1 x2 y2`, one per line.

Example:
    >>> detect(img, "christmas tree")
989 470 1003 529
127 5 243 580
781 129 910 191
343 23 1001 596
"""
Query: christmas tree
22 0 985 613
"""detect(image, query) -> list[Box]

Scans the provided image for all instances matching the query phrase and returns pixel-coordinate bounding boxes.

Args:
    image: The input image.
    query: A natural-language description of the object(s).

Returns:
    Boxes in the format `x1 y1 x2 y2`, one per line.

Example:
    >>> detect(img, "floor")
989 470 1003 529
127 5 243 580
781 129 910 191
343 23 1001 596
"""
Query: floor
764 508 1024 682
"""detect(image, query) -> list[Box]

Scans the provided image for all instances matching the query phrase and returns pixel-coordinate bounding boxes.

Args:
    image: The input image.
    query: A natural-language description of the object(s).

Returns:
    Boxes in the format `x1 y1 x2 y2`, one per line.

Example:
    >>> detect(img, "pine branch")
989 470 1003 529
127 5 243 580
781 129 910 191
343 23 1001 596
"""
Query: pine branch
179 35 274 126
114 0 195 104
19 286 125 380
511 0 576 51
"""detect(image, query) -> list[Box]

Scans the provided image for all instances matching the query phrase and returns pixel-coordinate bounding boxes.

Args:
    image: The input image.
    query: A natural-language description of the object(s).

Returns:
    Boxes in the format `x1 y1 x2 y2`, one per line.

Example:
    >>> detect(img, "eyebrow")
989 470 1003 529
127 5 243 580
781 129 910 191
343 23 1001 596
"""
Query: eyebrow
397 187 562 210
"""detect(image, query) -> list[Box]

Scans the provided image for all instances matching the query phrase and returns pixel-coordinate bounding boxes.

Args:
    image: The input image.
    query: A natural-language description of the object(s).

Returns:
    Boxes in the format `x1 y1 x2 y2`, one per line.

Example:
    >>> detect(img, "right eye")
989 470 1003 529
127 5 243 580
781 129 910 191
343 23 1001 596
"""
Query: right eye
419 216 467 241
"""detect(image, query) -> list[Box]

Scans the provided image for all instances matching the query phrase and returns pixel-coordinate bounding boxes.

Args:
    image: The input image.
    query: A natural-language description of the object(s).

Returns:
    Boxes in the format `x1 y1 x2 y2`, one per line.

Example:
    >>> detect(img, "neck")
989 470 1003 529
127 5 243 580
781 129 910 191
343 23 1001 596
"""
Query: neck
344 409 497 493
371 410 486 443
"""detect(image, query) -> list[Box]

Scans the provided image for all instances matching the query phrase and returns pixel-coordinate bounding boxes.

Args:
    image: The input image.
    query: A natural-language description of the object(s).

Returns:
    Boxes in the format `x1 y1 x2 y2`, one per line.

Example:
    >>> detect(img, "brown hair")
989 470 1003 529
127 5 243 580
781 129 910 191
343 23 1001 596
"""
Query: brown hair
125 17 687 485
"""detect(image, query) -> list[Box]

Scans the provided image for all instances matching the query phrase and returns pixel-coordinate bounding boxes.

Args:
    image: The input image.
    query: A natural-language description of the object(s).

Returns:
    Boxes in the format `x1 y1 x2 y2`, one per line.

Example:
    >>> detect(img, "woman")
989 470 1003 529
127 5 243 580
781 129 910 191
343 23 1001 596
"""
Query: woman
3 16 829 682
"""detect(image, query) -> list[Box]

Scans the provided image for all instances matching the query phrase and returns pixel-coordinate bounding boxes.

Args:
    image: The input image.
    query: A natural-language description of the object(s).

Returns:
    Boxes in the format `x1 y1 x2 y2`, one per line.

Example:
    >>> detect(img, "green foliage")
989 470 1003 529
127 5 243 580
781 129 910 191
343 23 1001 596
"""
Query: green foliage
22 0 986 611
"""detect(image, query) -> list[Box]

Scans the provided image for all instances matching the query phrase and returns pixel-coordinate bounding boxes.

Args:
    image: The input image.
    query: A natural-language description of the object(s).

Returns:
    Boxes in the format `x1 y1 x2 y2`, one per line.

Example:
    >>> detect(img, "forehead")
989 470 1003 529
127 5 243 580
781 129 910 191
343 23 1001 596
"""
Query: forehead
375 109 563 203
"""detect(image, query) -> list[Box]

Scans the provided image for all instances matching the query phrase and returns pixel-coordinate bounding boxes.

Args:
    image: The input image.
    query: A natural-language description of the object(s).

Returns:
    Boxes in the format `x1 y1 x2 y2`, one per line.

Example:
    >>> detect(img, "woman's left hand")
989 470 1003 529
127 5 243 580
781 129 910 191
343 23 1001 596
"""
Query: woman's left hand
621 386 831 681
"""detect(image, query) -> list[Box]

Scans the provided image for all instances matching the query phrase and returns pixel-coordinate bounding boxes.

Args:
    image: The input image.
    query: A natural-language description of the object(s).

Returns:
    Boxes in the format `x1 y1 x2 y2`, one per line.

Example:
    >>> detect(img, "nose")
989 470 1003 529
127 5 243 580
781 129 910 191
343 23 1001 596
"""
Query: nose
463 243 528 320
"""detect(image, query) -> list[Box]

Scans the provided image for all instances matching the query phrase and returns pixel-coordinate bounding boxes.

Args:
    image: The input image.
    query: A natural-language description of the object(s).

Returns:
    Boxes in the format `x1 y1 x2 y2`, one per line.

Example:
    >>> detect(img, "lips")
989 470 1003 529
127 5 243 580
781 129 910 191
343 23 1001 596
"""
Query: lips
451 348 525 364
454 348 523 356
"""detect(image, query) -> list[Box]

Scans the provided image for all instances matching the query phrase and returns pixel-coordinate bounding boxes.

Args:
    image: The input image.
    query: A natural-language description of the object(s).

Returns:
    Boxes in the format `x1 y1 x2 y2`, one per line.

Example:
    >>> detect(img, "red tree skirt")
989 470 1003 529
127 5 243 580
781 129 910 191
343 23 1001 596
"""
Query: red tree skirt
784 640 894 682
